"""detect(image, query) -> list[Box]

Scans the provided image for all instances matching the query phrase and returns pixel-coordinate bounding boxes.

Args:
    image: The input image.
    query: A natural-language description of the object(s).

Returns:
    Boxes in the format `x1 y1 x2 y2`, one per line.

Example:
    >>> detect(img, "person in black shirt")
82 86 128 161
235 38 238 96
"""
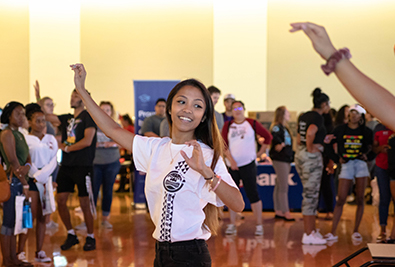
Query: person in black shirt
296 88 331 245
270 106 295 221
324 104 373 242
46 89 97 251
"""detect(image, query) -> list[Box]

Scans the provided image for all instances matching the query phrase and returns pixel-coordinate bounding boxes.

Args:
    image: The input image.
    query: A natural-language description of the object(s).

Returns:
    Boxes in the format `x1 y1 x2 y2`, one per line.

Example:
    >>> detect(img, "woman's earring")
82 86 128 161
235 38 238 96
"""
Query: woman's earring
201 116 206 122
169 111 171 115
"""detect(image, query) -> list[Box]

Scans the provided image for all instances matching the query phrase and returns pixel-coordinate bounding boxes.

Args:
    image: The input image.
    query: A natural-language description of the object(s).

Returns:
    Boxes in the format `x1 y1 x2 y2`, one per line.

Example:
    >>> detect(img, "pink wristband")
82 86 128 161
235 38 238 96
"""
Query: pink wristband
210 175 222 192
321 48 351 75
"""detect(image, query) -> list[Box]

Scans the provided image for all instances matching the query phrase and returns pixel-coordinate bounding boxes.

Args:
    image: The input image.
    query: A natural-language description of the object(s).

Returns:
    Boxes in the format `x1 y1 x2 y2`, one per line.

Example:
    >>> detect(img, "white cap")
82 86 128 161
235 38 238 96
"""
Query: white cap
349 104 366 114
224 93 235 100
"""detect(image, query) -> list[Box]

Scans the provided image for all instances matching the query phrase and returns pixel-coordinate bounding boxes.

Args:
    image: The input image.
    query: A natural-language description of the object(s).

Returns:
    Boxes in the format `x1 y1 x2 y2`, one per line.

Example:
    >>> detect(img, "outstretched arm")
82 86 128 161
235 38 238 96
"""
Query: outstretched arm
70 64 135 151
290 22 395 131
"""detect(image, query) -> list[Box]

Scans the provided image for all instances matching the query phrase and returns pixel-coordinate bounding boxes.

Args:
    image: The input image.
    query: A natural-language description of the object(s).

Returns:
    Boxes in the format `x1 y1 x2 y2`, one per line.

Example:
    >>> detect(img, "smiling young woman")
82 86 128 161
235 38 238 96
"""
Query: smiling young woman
70 63 244 266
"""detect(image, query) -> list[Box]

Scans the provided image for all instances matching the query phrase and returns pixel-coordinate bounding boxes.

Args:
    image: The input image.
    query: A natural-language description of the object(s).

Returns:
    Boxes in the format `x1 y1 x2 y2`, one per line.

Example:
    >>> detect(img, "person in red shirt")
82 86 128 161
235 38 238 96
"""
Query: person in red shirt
120 114 135 134
373 123 393 242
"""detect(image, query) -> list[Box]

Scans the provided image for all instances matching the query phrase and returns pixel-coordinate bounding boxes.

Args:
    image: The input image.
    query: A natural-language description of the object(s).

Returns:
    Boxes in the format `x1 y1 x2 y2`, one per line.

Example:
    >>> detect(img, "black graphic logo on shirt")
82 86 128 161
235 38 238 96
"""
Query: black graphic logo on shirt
159 160 189 241
163 171 185 193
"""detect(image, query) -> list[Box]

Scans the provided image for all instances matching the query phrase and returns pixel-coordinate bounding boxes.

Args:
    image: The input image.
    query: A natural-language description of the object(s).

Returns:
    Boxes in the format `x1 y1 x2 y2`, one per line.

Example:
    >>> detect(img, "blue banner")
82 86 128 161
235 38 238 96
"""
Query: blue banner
241 164 303 210
133 80 180 206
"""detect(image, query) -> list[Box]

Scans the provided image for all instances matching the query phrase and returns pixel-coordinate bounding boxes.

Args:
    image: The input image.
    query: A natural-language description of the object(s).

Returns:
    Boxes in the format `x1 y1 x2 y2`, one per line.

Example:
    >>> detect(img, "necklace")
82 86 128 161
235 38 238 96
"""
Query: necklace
169 142 186 164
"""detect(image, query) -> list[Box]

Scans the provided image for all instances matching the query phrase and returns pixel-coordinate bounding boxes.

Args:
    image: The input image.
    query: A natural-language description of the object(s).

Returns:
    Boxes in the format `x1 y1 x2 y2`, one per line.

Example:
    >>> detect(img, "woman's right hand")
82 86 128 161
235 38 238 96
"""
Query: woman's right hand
289 22 337 60
230 160 239 171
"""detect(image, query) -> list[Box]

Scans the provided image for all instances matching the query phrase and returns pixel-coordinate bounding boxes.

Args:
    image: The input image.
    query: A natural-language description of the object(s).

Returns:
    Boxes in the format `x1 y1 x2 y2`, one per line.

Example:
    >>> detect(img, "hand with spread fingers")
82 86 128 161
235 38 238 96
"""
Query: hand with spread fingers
180 140 212 178
289 22 337 60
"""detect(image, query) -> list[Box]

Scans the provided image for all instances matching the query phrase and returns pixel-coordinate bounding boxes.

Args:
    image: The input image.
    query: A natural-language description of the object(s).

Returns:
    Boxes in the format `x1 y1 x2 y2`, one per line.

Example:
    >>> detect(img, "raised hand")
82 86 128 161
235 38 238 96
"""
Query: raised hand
70 63 87 93
289 22 337 60
34 80 41 101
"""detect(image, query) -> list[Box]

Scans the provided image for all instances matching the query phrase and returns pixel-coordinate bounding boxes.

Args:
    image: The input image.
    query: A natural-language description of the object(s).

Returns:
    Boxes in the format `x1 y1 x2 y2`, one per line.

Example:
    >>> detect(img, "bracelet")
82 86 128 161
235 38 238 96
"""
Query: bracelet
204 173 215 181
25 163 31 169
210 175 222 192
321 48 352 75
23 185 29 190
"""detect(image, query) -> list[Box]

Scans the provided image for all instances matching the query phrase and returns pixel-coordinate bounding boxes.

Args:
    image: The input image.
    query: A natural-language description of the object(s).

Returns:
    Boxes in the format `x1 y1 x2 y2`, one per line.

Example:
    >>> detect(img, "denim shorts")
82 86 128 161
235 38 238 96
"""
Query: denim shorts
1 177 23 236
339 159 369 180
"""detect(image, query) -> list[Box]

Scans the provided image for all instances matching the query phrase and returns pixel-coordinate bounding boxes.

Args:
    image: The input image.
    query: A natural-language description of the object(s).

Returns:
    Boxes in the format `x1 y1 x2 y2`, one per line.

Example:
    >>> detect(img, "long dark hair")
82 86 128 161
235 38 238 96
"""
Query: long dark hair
335 105 349 127
166 78 224 235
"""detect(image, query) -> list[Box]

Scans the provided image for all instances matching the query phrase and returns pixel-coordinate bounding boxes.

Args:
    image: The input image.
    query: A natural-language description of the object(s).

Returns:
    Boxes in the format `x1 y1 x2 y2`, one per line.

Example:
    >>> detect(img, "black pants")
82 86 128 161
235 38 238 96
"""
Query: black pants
319 156 334 212
154 239 211 267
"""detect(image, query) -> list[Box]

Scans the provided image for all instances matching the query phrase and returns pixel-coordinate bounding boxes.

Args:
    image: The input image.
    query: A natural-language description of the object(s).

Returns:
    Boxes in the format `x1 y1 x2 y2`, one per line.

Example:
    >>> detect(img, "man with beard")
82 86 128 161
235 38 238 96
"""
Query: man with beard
46 89 97 251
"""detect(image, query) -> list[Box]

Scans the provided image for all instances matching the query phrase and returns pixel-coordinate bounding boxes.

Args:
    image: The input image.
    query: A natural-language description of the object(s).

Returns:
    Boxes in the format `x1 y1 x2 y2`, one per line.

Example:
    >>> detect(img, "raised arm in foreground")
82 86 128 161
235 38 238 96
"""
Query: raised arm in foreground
290 22 395 131
70 64 135 151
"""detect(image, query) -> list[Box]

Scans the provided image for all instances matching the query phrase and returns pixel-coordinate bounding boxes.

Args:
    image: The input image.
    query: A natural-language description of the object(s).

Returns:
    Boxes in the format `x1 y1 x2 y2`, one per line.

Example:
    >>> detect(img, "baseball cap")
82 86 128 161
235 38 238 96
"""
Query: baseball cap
224 93 235 100
349 104 366 114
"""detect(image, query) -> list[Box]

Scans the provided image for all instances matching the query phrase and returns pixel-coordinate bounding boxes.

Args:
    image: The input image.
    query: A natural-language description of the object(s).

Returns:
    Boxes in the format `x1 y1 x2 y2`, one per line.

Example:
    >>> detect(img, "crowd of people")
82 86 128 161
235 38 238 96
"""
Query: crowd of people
0 21 395 266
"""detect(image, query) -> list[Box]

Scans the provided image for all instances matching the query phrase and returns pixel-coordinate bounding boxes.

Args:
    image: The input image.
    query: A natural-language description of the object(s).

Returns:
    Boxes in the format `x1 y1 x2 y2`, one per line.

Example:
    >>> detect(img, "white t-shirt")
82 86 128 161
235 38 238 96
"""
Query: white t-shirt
24 134 58 184
133 135 238 242
227 120 257 167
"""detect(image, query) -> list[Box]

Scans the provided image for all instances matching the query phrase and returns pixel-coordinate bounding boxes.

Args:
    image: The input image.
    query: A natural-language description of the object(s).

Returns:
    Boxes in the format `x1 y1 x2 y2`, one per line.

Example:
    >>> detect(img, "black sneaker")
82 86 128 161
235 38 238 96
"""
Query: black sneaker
60 234 79 250
83 237 96 251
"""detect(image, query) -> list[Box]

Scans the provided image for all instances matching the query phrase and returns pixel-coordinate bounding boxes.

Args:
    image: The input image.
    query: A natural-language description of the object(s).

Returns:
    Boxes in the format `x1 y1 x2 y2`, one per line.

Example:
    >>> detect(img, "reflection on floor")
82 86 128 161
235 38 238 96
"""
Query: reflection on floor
1 192 393 266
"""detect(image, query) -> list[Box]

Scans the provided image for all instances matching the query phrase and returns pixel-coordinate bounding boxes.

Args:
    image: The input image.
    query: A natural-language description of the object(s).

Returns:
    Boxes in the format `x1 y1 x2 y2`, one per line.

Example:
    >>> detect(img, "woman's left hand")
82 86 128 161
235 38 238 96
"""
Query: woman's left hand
181 140 211 177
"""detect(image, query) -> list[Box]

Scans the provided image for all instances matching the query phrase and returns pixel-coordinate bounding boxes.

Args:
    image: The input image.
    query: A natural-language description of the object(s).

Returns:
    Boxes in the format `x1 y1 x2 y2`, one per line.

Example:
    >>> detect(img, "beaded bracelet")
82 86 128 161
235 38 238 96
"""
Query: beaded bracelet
321 48 352 75
209 175 222 192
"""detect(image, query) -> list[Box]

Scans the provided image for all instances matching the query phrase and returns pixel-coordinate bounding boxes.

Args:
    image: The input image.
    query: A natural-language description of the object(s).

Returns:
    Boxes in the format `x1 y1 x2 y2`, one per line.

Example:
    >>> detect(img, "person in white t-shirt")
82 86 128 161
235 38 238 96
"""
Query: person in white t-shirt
222 100 273 236
70 63 244 266
17 103 58 263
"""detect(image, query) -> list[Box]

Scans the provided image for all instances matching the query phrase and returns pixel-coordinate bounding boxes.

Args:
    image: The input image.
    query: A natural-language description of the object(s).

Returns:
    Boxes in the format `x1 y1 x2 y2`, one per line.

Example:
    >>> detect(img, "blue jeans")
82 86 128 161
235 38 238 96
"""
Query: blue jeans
93 160 121 217
154 239 211 267
1 177 23 236
375 166 394 226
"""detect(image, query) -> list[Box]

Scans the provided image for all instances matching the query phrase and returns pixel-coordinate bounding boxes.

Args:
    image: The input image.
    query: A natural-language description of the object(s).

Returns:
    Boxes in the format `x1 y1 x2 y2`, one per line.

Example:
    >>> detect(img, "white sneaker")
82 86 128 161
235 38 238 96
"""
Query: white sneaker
35 250 51 263
351 232 363 245
315 229 323 239
302 230 327 245
17 252 27 262
225 224 237 235
255 225 264 236
351 232 362 241
75 222 87 230
324 233 338 241
101 220 113 229
46 220 59 229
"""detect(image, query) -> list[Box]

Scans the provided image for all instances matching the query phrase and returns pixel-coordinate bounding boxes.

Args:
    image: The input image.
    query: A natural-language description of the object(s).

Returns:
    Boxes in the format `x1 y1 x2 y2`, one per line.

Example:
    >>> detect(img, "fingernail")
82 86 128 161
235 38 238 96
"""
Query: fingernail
301 25 306 30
